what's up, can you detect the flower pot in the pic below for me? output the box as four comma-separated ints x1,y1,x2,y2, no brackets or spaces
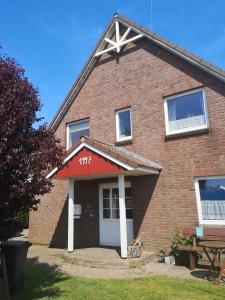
175,252,189,266
1,240,31,294
164,255,175,265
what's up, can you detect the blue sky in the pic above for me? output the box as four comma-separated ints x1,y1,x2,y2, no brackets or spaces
1,0,225,124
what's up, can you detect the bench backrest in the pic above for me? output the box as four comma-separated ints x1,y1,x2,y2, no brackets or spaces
182,227,225,241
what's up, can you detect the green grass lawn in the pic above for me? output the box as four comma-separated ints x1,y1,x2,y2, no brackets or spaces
12,264,225,300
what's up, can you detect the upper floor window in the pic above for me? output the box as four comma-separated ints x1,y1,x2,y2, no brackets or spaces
195,176,225,225
67,119,89,149
164,88,209,135
116,108,132,142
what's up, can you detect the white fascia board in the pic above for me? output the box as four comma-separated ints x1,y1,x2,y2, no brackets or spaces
135,167,159,174
46,167,59,179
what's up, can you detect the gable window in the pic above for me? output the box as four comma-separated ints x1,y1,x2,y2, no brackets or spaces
116,108,132,142
67,119,89,149
164,88,208,135
195,176,225,225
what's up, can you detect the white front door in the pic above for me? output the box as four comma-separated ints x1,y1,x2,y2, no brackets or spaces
99,182,134,246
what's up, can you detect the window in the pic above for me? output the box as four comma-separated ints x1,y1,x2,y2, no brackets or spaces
101,184,133,220
195,176,225,225
164,89,208,135
116,108,132,141
67,119,89,149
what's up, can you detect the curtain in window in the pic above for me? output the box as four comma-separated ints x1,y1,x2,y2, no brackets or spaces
201,201,225,220
168,93,206,132
168,100,177,131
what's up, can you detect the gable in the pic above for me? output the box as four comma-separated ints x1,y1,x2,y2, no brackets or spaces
52,146,125,179
49,13,225,132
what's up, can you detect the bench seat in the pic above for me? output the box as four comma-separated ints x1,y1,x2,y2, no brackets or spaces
178,245,202,252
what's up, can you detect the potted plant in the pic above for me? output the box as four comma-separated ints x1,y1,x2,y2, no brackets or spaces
0,54,64,294
170,229,195,266
159,248,175,265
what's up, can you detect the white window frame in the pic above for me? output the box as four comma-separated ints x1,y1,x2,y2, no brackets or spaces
164,88,209,136
194,175,225,225
66,118,89,150
115,107,132,142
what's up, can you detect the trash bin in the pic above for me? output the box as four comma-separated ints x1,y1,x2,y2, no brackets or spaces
1,240,31,294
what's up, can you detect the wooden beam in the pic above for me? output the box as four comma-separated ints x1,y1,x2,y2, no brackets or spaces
95,44,117,57
119,34,143,48
120,27,131,43
95,20,143,58
104,38,116,46
115,21,120,53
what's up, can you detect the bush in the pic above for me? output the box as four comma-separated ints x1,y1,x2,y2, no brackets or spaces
171,229,193,266
15,209,29,229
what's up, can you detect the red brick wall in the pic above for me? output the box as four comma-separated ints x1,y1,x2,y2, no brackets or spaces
29,36,225,251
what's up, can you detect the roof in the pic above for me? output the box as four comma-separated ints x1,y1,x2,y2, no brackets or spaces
79,136,162,171
46,136,162,179
49,13,225,131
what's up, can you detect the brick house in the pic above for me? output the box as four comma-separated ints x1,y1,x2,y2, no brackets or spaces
29,14,225,257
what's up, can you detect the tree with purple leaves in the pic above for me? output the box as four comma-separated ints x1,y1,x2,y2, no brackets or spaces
0,55,64,241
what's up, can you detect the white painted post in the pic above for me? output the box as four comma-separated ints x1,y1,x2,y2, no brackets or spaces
68,179,74,252
118,174,127,258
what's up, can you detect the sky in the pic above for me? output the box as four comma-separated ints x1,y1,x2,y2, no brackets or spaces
1,0,225,124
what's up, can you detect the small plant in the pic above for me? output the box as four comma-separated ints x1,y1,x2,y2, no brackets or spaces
159,248,175,264
171,229,192,255
170,229,193,266
159,248,171,258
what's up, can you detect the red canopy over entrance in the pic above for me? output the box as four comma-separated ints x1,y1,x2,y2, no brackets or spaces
53,146,124,179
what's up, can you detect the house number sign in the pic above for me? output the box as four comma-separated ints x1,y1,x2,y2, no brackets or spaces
79,156,92,165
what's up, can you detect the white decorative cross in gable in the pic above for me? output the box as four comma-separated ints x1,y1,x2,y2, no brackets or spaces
95,20,143,57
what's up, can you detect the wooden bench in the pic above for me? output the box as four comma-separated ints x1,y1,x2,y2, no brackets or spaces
178,227,225,271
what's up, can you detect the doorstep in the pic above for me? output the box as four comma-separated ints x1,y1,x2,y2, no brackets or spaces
59,247,154,269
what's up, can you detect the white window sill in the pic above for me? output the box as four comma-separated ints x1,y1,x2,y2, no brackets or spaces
200,220,225,226
115,138,132,146
165,126,209,139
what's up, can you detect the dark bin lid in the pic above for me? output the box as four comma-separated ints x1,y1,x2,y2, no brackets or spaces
1,241,32,248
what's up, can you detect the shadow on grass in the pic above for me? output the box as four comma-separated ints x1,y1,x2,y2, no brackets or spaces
12,256,70,300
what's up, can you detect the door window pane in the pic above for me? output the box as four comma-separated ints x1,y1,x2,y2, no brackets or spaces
112,209,119,219
198,178,225,220
103,198,110,209
112,188,119,209
103,189,110,199
103,209,110,219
